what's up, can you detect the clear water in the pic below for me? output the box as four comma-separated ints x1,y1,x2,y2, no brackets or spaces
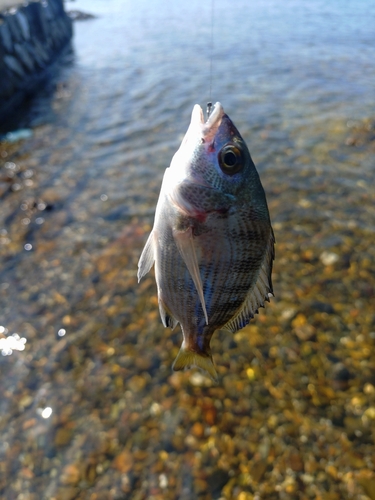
0,0,374,497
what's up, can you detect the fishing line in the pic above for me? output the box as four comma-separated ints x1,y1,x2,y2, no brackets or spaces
206,0,215,118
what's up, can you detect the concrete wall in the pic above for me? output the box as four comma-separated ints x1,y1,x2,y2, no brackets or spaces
0,0,73,124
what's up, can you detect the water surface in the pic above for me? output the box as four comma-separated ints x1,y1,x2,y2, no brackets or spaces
0,0,375,498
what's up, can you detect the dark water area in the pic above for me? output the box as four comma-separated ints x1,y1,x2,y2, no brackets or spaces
1,0,375,498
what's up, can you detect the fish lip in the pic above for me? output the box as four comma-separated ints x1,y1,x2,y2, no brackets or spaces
204,102,225,141
191,102,225,141
204,101,224,128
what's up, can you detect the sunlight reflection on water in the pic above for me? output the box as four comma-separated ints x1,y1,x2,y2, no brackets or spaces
0,329,27,356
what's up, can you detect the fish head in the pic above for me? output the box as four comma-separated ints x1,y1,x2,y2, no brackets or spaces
165,102,265,214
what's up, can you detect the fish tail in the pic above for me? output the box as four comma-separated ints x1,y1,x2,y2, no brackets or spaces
172,344,218,381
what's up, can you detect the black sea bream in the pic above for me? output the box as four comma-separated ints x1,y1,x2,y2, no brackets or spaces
138,102,274,380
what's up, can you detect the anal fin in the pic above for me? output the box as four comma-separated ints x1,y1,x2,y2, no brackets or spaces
223,230,275,333
159,297,178,330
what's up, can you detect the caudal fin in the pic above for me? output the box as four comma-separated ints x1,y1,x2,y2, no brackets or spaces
172,345,218,381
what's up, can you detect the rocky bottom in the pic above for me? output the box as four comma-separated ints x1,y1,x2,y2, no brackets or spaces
0,116,374,499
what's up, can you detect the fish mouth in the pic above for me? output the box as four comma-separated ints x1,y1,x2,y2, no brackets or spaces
205,102,224,126
190,102,225,142
174,102,227,172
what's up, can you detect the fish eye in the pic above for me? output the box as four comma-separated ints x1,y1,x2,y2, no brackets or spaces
218,144,244,175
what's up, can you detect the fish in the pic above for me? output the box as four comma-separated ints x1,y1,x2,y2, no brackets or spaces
138,102,274,381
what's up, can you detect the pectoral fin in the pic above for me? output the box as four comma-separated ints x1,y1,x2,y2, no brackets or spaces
137,231,155,282
172,227,208,325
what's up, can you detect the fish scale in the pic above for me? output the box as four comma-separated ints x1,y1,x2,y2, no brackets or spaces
138,102,274,380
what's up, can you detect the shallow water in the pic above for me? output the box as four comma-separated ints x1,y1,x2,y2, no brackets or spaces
1,0,375,498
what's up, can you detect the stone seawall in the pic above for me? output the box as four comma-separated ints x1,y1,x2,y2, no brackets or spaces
0,0,73,125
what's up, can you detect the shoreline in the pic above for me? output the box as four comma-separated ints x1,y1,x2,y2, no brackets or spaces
0,0,73,128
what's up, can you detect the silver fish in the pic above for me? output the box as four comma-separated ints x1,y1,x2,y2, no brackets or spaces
138,102,274,380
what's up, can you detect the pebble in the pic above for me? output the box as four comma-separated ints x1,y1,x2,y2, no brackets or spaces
0,94,374,500
60,465,80,486
54,427,73,447
320,251,339,266
113,451,133,473
191,422,204,439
